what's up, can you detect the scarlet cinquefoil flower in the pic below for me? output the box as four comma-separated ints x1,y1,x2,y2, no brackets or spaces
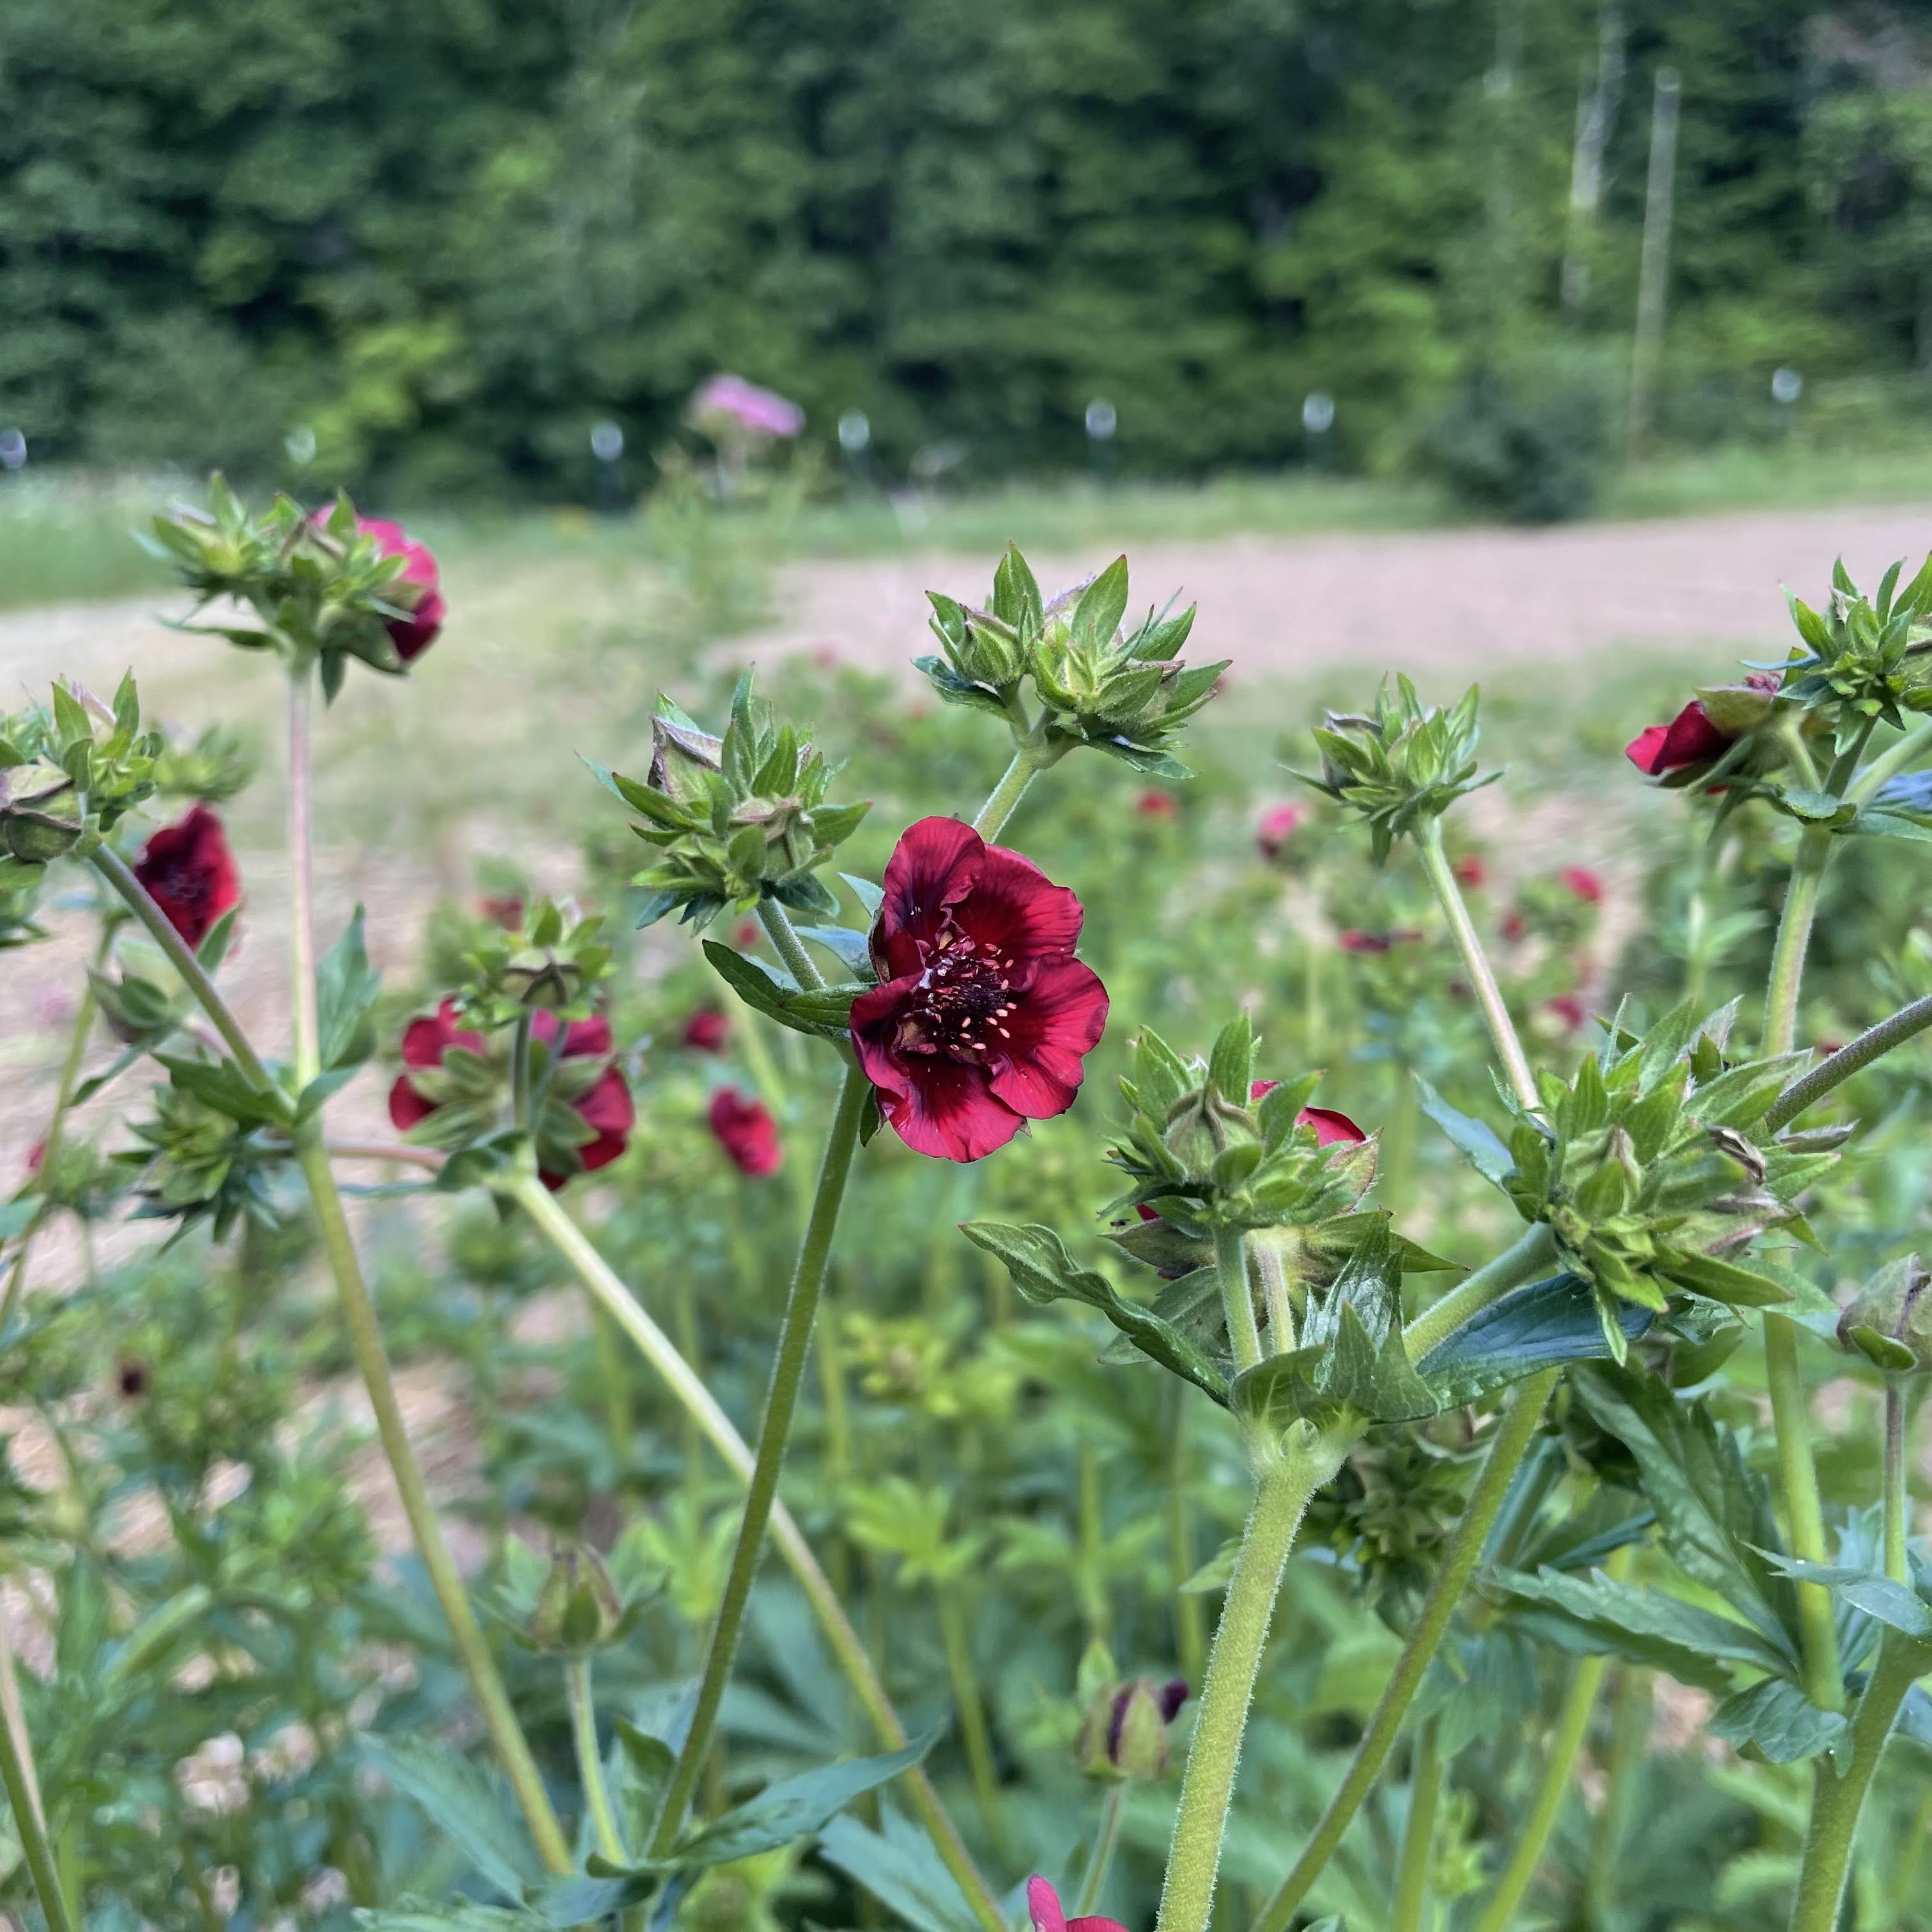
1135,789,1177,819
356,516,445,661
1256,801,1305,859
1027,1876,1130,1932
388,1003,633,1189
1561,866,1602,904
1625,675,1778,776
682,1008,730,1053
709,1087,781,1176
849,817,1108,1162
133,804,240,947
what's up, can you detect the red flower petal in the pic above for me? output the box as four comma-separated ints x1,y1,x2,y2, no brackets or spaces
574,1064,635,1138
986,956,1109,1121
709,1087,783,1176
873,816,983,969
872,816,1083,976
849,986,1025,1162
1256,802,1305,859
682,1009,730,1052
1561,866,1603,905
388,1076,437,1131
1298,1105,1366,1146
401,1001,482,1070
948,838,1085,963
1026,1876,1130,1932
132,804,241,948
1627,699,1731,774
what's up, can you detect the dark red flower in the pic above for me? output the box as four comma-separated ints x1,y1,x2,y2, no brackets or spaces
849,817,1108,1162
1257,802,1305,860
1545,993,1588,1032
1561,866,1603,905
1338,928,1422,955
1453,854,1487,888
1500,909,1526,942
317,510,445,661
1027,1876,1129,1932
388,1002,633,1190
133,804,241,947
709,1087,781,1176
682,1008,730,1054
732,919,763,949
1135,790,1178,819
480,894,525,929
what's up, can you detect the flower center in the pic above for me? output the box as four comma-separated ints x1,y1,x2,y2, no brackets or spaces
896,923,1017,1059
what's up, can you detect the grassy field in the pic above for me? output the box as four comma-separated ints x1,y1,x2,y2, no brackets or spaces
8,441,1932,615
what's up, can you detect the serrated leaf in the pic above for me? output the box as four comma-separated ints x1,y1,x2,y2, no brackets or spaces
818,1807,983,1932
1417,1273,1653,1407
362,1737,543,1903
1707,1678,1849,1764
316,906,381,1073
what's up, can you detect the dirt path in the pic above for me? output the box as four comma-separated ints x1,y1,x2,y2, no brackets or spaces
739,502,1932,680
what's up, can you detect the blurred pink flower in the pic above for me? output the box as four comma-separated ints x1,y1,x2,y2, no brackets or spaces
691,374,805,440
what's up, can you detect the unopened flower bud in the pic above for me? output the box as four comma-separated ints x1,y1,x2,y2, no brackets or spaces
1077,1675,1188,1781
646,698,723,804
529,1545,626,1655
1837,1256,1932,1375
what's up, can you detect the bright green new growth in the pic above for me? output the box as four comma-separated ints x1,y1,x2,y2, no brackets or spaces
591,673,870,931
1303,675,1496,861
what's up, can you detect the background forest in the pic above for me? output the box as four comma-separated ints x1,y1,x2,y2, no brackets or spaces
6,0,1932,502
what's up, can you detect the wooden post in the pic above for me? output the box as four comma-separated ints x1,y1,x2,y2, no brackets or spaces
1627,66,1682,457
1561,2,1626,311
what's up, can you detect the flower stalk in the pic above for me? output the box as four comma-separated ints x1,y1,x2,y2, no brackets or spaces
505,1173,1005,1932
1252,1369,1559,1932
567,1654,628,1864
0,1688,75,1932
647,1060,871,1855
1155,1429,1331,1932
1390,1717,1443,1932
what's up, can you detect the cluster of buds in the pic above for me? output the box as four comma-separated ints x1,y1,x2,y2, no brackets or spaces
118,1080,286,1242
152,724,255,806
1839,1255,1932,1376
1496,1009,1840,1356
1302,678,1494,861
920,547,1225,777
1073,1643,1189,1782
595,678,868,930
1107,1017,1375,1240
454,896,613,1029
1,678,160,890
1782,553,1932,739
146,480,445,699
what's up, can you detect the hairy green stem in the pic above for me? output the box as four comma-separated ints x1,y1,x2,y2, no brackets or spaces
1763,827,1832,1061
1,932,106,1332
1419,820,1539,1111
510,1009,535,1131
1788,1636,1932,1932
1075,1785,1127,1919
1254,1230,1297,1356
1156,1439,1331,1932
507,1176,1004,1932
0,1660,71,1932
936,1588,1008,1860
1585,1666,1649,1924
567,1654,628,1864
972,742,1052,840
1218,1226,1264,1374
1764,993,1932,1134
297,1134,570,1868
1403,1223,1559,1361
1251,1369,1558,1932
648,1063,871,1855
758,900,826,992
1166,1383,1208,1683
288,671,321,1080
1884,1384,1908,1585
1469,1544,1633,1932
88,848,271,1084
1390,1718,1443,1932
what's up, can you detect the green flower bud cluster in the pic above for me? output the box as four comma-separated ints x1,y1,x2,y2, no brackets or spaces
594,675,870,930
1301,677,1496,862
921,547,1226,778
456,898,613,1028
1072,1643,1188,1782
145,480,425,698
119,1082,286,1243
0,677,161,897
493,1537,655,1656
1838,1255,1932,1376
1496,1006,1838,1357
1782,552,1932,738
153,723,255,805
1107,1016,1374,1238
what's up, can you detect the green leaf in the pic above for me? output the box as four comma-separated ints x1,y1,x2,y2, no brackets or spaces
156,1054,292,1128
1653,1249,1793,1309
1414,1074,1515,1184
1071,555,1130,646
818,1807,984,1932
362,1737,543,1903
1417,1273,1652,1407
1573,1366,1801,1668
1488,1565,1787,1688
674,1731,938,1867
1707,1678,1849,1764
316,906,381,1072
840,873,885,919
960,1222,1230,1404
1754,1554,1932,1641
195,905,240,974
792,924,875,979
